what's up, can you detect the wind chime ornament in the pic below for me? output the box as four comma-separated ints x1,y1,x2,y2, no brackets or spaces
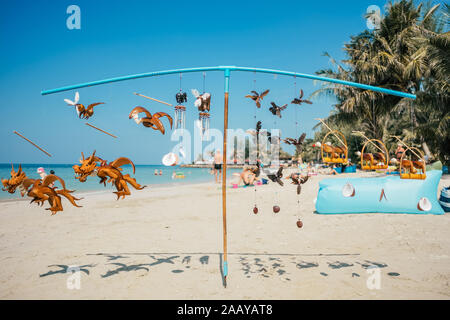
191,89,211,139
174,91,187,130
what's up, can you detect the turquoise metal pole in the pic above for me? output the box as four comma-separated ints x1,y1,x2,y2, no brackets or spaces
222,68,230,283
41,65,416,99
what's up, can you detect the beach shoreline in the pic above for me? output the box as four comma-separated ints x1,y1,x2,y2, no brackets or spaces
0,171,449,299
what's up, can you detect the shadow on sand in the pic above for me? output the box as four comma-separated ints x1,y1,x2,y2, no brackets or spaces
39,252,399,284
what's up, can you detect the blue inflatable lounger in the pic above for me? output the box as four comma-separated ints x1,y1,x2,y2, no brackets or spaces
315,170,444,215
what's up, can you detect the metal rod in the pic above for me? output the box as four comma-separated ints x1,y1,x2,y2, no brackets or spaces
85,123,118,138
134,92,172,106
222,68,230,286
41,66,416,99
13,131,52,157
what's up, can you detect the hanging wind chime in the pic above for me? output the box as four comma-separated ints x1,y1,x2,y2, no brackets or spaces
191,73,211,139
290,76,307,228
174,74,187,130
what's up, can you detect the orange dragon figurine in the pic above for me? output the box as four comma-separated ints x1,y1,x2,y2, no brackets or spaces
73,151,146,199
1,164,28,195
21,174,82,215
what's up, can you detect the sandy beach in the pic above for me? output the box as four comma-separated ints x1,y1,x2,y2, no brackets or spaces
0,171,449,300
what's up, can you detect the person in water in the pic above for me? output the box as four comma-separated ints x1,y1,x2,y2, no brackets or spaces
159,170,163,175
213,149,223,183
154,169,158,176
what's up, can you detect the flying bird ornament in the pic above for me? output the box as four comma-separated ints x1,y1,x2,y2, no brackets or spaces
191,89,211,113
64,92,105,120
291,89,313,105
245,89,270,108
263,166,284,186
283,133,307,154
129,106,173,135
288,173,309,195
269,102,288,118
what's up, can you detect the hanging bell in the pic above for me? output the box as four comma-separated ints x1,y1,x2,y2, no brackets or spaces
174,92,187,130
199,112,210,140
174,105,186,129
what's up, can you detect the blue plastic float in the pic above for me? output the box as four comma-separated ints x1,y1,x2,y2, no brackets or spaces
315,170,444,215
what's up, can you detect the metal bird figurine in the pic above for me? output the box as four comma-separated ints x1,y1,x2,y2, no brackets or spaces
291,89,313,105
288,173,309,195
264,167,284,186
269,102,288,118
64,92,105,120
283,133,307,154
245,90,270,108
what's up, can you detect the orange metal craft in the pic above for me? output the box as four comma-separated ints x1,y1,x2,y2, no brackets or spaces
21,175,82,215
1,164,28,195
129,106,173,135
76,103,104,120
73,151,146,199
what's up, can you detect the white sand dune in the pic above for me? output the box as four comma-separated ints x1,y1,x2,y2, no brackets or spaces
0,172,449,299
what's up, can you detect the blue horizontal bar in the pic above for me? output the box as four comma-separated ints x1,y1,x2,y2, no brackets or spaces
41,65,416,99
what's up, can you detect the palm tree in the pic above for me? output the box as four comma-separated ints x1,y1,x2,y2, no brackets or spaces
311,0,449,164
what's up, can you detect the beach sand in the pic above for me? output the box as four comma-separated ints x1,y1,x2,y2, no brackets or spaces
0,171,449,299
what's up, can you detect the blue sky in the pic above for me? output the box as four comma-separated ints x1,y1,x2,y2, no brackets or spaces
0,0,431,164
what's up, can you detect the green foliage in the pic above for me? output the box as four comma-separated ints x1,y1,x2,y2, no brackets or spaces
312,0,450,165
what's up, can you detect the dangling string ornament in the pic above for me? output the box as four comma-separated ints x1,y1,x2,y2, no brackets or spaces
175,74,187,130
252,73,259,214
191,72,211,140
199,112,210,138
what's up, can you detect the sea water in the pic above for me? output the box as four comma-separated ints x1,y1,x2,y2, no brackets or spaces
0,163,241,200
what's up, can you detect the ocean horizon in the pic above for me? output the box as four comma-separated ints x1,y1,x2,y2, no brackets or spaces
0,163,241,200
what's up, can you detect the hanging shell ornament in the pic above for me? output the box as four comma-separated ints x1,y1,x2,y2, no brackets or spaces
342,182,355,197
417,197,432,211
